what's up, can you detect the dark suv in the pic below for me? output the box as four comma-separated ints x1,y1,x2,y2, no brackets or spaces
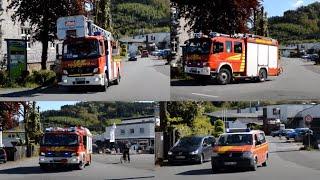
168,136,215,164
0,148,7,163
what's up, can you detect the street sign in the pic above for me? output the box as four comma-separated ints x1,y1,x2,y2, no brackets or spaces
5,39,27,81
305,115,313,123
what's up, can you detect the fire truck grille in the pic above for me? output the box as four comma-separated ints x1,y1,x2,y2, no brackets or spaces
67,67,96,75
45,151,73,157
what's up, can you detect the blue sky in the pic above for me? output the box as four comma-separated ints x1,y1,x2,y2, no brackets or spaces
37,101,78,112
263,0,319,17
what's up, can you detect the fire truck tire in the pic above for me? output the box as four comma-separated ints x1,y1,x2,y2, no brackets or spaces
217,68,231,85
86,155,92,166
258,69,267,82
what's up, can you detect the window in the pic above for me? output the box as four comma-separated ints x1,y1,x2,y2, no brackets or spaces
213,42,224,53
130,129,134,134
140,128,144,134
120,129,125,135
21,27,32,50
259,133,266,143
50,42,55,49
234,42,242,53
226,41,232,53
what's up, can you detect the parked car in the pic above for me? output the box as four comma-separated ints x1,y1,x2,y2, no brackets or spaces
141,50,149,58
0,148,7,163
151,50,161,56
168,136,215,164
294,129,313,142
271,129,294,137
212,129,269,172
286,128,312,140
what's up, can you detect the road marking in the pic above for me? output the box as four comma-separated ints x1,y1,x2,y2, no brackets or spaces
191,93,219,98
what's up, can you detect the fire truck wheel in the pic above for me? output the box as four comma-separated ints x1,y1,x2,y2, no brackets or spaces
258,69,267,82
217,68,231,85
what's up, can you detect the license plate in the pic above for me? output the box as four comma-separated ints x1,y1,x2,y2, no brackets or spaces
190,68,197,72
75,78,85,82
175,156,185,159
224,162,237,165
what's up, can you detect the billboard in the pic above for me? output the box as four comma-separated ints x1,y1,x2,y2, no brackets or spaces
5,39,27,80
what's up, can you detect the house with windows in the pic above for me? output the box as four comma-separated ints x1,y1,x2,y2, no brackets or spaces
0,0,56,71
101,116,155,150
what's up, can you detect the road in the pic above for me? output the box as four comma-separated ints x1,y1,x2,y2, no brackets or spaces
0,154,155,180
0,57,170,101
155,137,320,180
171,58,320,101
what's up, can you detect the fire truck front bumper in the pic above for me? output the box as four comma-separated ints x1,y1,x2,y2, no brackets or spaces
60,74,105,86
39,156,81,165
185,66,212,76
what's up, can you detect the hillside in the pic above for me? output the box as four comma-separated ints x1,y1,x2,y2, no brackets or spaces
268,2,320,44
41,102,155,131
111,0,170,36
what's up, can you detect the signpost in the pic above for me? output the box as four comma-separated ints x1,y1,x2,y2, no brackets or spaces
5,39,27,81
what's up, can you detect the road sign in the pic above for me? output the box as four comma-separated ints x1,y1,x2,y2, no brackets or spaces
305,115,313,123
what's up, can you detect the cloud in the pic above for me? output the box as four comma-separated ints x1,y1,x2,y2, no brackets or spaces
293,0,304,8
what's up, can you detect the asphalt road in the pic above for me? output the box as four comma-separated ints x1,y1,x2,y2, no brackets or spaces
0,57,170,101
171,58,320,101
0,154,155,180
155,137,320,180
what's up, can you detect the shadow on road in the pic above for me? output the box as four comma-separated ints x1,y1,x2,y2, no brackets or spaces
176,168,249,176
0,166,75,174
171,79,272,87
0,87,45,98
105,176,155,180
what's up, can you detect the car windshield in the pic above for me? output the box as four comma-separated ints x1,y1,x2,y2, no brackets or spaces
63,39,100,60
186,39,211,54
218,134,253,146
175,137,203,147
41,134,78,146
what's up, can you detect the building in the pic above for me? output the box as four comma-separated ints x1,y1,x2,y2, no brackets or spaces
119,32,170,54
100,116,155,150
0,0,56,71
280,43,320,57
288,105,320,134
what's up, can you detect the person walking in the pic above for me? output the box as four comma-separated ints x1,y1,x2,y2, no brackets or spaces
122,141,131,163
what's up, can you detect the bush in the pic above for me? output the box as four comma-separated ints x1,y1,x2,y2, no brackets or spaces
26,70,56,86
0,70,9,86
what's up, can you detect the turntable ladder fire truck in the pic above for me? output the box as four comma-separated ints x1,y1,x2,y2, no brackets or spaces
57,15,121,91
184,32,282,85
39,126,93,170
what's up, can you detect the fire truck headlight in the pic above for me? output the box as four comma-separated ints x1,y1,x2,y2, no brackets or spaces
39,158,45,162
40,152,45,156
63,70,68,75
203,62,208,66
71,158,78,162
93,68,99,73
71,153,77,156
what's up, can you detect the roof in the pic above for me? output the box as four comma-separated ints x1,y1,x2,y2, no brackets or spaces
119,37,145,43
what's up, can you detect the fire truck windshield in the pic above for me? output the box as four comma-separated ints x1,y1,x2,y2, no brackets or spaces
63,39,100,60
41,134,79,146
186,39,212,55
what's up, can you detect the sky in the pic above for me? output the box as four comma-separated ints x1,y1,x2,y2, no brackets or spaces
37,101,78,112
263,0,320,17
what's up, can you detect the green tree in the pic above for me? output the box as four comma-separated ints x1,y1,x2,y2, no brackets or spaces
192,114,213,135
172,0,261,34
7,0,86,70
213,119,225,137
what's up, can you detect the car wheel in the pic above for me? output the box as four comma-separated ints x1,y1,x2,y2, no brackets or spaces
258,68,267,82
250,157,258,171
217,68,231,85
262,154,268,167
78,161,85,170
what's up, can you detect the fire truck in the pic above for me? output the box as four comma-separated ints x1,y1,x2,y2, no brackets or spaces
57,15,121,91
184,32,282,85
39,126,92,170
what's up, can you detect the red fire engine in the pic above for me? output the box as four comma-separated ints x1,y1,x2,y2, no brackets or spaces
57,15,121,91
184,32,282,85
39,126,92,170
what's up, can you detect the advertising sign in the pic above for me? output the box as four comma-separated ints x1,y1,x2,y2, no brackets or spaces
5,39,27,80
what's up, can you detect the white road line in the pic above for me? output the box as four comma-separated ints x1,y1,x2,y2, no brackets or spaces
191,93,219,98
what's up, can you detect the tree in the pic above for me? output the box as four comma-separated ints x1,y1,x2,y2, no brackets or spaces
213,119,225,137
7,0,86,70
172,0,261,34
0,102,21,130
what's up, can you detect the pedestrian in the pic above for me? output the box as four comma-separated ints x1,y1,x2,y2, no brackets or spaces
122,141,131,163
